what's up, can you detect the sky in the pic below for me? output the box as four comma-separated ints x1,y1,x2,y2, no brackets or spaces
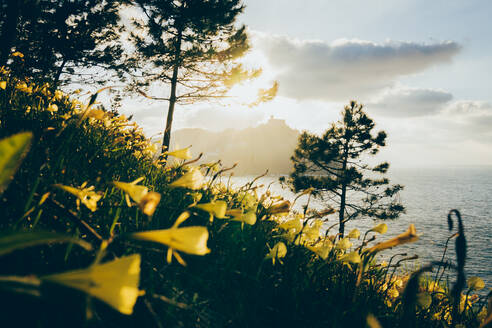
119,0,492,168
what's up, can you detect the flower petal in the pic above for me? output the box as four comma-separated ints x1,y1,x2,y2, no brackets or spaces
42,254,141,315
132,227,210,256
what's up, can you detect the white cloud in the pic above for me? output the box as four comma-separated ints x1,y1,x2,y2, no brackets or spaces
442,100,492,116
441,101,492,142
367,86,453,117
349,99,492,167
256,34,461,102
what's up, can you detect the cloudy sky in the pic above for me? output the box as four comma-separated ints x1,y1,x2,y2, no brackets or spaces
120,0,492,168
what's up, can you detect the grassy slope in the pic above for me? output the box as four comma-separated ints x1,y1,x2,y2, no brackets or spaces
0,76,486,328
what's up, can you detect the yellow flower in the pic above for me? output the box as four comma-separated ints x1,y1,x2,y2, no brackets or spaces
267,200,291,216
60,113,72,120
477,306,489,326
278,217,302,231
190,192,203,204
265,242,287,265
131,212,210,265
338,251,361,264
42,254,141,315
113,178,161,216
12,51,24,58
113,180,147,203
335,237,353,251
143,142,158,157
239,191,257,209
54,183,102,212
306,239,333,260
366,314,382,328
132,227,210,256
368,224,419,253
428,281,445,297
39,192,50,205
86,108,107,121
226,209,257,225
38,84,50,96
139,192,161,216
195,200,228,219
170,168,204,190
467,276,485,291
0,81,6,90
388,288,400,298
47,103,58,113
279,229,298,243
297,187,315,197
303,220,323,242
54,90,64,101
347,228,360,239
369,223,388,234
164,147,192,160
16,82,32,94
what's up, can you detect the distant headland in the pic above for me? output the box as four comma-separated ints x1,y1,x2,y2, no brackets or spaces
172,116,300,175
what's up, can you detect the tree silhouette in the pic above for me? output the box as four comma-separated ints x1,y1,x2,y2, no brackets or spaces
287,101,405,236
1,0,126,87
130,0,264,151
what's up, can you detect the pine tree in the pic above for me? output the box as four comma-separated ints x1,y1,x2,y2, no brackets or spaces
287,101,405,236
1,0,126,87
130,0,264,151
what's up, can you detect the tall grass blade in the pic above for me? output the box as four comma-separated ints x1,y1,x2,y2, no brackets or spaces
0,231,92,256
0,132,32,194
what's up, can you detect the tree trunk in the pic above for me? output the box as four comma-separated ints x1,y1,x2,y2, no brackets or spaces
162,64,179,151
161,40,182,151
339,183,347,236
338,143,349,237
0,0,20,66
161,6,184,152
53,58,67,88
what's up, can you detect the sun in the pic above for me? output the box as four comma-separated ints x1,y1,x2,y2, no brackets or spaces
225,50,277,106
227,78,267,105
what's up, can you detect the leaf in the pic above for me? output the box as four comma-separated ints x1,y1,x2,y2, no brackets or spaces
0,132,33,194
448,209,467,325
468,276,485,291
0,232,92,257
0,275,42,298
401,265,434,328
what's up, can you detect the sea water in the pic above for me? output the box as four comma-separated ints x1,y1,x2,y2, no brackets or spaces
228,167,492,293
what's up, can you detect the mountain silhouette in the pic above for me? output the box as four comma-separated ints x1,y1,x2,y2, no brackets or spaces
172,117,300,175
